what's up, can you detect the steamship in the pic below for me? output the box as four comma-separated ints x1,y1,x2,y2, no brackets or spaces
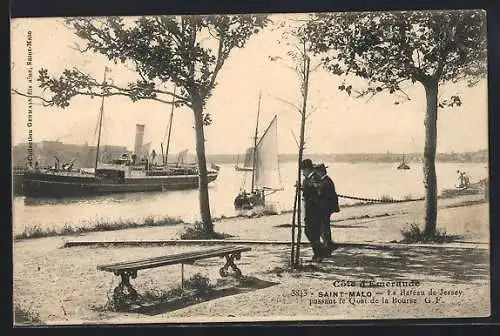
22,125,219,197
22,160,219,197
22,87,219,197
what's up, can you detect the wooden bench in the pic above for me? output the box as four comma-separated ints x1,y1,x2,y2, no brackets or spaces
97,245,251,303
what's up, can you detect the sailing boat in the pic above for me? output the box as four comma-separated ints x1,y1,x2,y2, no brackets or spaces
397,154,410,170
234,148,254,171
234,94,283,210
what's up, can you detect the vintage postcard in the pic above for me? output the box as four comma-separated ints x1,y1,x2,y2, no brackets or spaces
11,11,489,325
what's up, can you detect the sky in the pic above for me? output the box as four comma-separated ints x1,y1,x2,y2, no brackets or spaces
10,14,489,156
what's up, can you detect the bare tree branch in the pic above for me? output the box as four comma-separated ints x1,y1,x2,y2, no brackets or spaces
397,88,412,101
290,130,299,148
61,66,189,103
205,29,226,98
273,95,301,115
363,92,377,103
67,42,92,53
268,57,297,72
310,61,322,73
11,89,54,107
206,25,220,41
12,87,188,107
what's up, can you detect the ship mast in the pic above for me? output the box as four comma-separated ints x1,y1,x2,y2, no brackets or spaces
94,67,109,172
164,87,177,166
251,91,261,192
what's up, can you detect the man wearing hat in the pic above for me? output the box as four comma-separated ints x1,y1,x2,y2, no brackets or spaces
314,163,340,255
300,159,324,262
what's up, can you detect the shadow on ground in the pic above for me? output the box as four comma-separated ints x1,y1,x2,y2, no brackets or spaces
270,245,489,284
130,277,279,316
275,223,369,229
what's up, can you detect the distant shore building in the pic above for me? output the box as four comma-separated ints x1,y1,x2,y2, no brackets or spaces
12,141,129,168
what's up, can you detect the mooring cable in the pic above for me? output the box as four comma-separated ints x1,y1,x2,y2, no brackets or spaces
337,194,425,204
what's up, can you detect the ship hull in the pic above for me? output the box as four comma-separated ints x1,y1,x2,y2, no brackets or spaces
13,167,27,194
22,171,218,197
13,173,25,194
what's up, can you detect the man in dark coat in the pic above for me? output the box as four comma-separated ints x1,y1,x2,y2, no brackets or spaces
300,159,323,262
314,163,340,256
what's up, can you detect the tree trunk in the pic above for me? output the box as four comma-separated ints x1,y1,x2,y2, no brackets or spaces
293,56,310,268
423,80,439,236
192,100,214,234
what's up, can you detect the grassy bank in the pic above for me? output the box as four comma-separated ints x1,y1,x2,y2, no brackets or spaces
14,212,255,241
14,208,283,242
14,194,467,242
14,216,184,241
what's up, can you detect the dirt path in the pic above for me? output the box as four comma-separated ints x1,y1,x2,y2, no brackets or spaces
13,194,490,324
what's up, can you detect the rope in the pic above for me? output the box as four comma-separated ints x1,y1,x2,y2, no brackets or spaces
337,194,425,204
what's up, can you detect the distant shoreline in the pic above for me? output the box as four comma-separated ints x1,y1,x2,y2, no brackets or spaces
11,143,488,168
227,150,489,164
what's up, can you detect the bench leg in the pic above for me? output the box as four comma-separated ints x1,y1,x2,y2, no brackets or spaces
219,253,243,278
113,271,138,304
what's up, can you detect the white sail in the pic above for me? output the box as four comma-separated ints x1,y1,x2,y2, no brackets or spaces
254,115,281,190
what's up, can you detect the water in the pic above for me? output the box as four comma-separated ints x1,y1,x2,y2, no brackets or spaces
12,162,488,235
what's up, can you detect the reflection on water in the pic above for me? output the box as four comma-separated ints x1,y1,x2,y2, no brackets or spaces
22,186,216,206
12,162,488,235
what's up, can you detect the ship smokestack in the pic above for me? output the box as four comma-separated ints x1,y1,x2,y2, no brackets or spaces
134,124,145,158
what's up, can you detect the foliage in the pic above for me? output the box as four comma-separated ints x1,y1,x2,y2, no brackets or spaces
305,10,487,235
183,273,214,294
16,225,45,240
141,273,214,300
24,15,269,233
403,194,414,201
14,216,183,240
306,10,487,102
180,221,233,240
380,194,394,202
36,15,269,111
400,223,460,243
14,304,43,325
96,273,214,312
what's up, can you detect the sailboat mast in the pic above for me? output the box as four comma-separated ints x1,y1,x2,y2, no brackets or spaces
251,91,261,191
94,68,108,172
161,143,165,165
164,87,177,166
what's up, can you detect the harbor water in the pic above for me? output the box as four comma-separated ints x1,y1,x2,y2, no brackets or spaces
12,162,488,235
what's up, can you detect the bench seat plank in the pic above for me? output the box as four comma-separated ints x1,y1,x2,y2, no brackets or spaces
98,245,251,273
